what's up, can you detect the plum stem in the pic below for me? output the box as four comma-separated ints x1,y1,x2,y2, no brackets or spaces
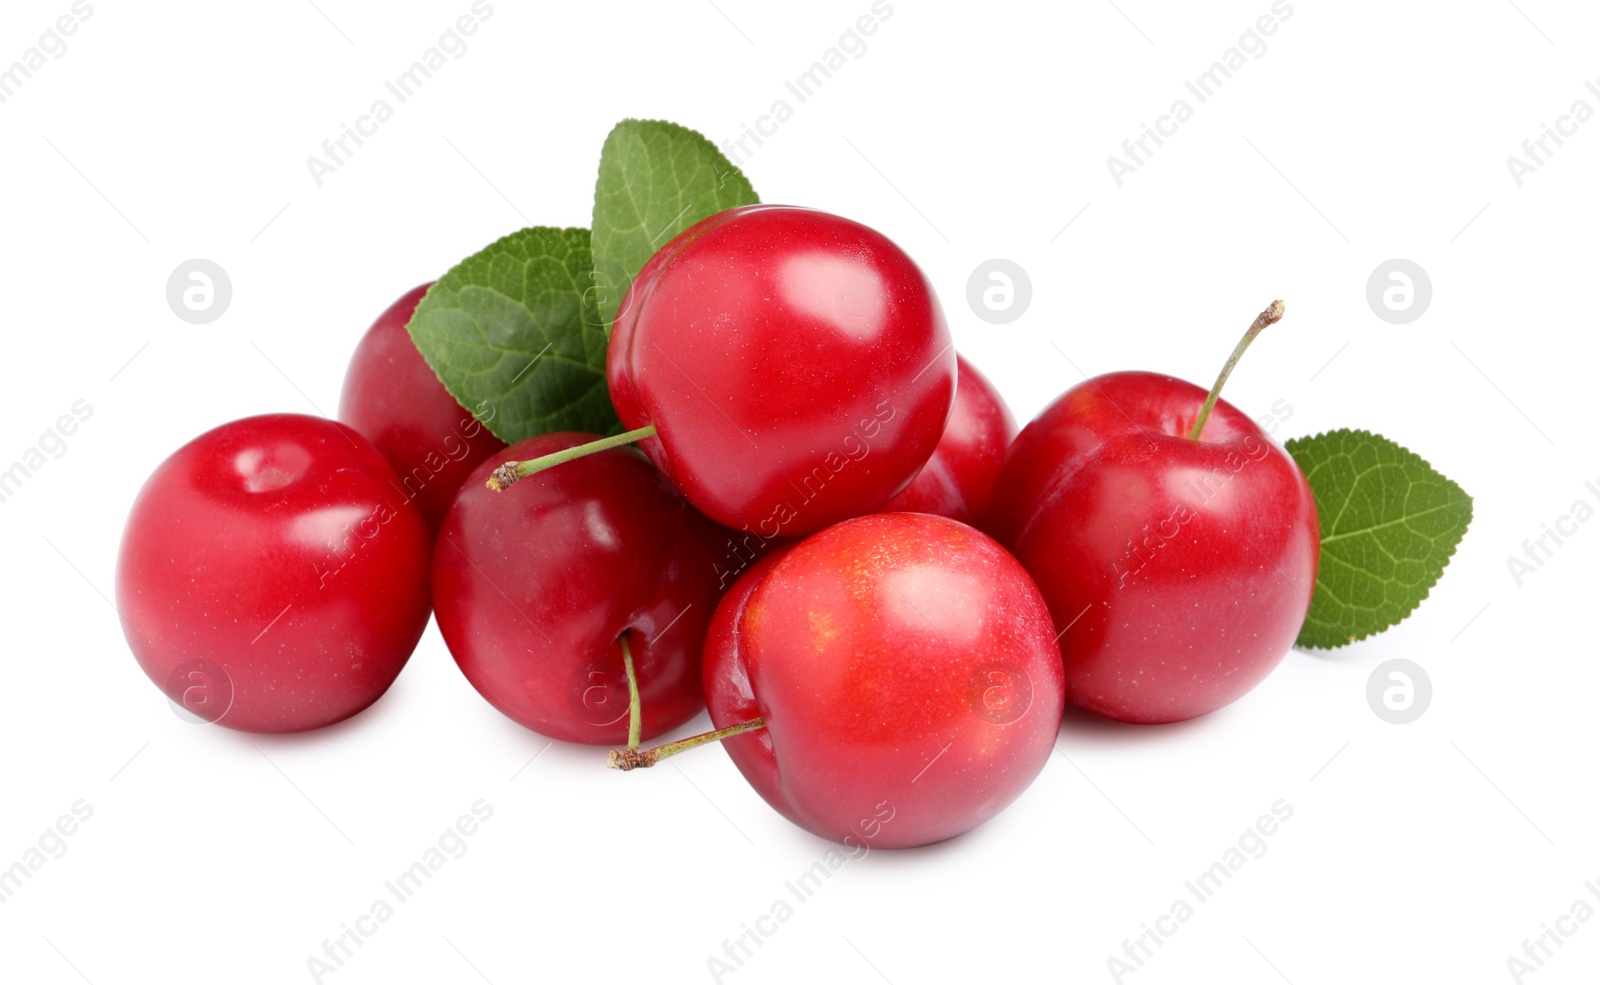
620,633,641,753
1187,300,1285,442
486,425,658,491
607,717,767,771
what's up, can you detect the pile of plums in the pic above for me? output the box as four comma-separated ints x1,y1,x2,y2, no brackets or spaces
116,205,1317,849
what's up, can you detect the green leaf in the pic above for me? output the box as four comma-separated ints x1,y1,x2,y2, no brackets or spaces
1287,429,1473,649
407,226,620,444
591,119,759,330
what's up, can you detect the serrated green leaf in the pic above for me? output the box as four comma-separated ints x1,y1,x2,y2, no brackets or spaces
407,226,620,444
1287,429,1472,649
591,119,759,330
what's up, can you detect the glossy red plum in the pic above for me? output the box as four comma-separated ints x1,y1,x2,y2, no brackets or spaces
704,512,1064,848
988,371,1319,724
607,205,956,538
434,433,730,744
116,414,432,733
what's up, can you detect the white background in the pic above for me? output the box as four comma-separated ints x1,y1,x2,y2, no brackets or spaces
1,1,1596,982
